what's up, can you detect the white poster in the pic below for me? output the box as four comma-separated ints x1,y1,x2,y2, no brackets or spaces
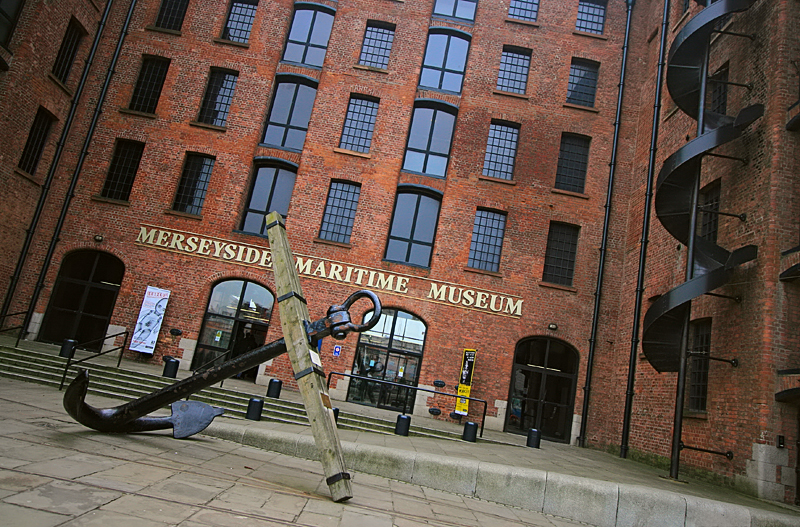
130,286,171,354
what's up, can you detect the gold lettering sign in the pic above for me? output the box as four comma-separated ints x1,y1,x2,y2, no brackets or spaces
136,225,523,318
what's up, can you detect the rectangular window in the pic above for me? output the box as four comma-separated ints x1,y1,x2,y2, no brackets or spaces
283,6,334,68
129,56,170,114
262,78,318,151
403,103,456,178
468,210,506,273
319,181,361,244
196,69,238,127
385,190,441,268
359,21,395,70
0,0,25,47
709,65,728,115
221,0,258,43
101,140,145,201
240,165,297,234
419,30,471,94
576,0,607,34
683,0,690,13
52,18,85,85
172,154,215,215
433,0,477,22
688,319,712,412
555,134,591,193
18,107,56,176
566,59,599,107
155,0,190,31
339,96,379,153
497,46,531,94
542,223,580,286
482,122,519,181
508,0,539,22
698,180,720,243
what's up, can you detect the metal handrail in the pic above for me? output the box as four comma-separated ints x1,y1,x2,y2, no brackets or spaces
192,350,233,388
0,311,26,345
326,371,487,437
59,331,130,390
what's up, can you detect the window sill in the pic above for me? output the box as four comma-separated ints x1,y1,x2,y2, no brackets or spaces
563,103,599,114
48,73,73,97
212,37,250,49
91,194,131,206
539,282,577,293
145,25,181,36
478,175,516,186
493,89,529,100
232,229,269,240
463,266,502,278
551,188,589,200
164,209,202,220
313,237,352,249
572,30,607,41
189,121,227,132
353,64,389,74
334,147,371,159
683,410,708,420
505,18,539,28
14,168,41,186
119,108,157,119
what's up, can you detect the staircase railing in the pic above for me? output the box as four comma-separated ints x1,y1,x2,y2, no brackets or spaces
59,331,129,390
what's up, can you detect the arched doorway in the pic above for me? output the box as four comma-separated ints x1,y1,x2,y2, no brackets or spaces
39,250,125,351
346,308,426,413
191,279,274,379
505,337,579,442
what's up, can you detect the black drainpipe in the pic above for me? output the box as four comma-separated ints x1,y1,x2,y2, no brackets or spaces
0,0,115,321
19,0,139,340
579,0,636,448
620,0,672,459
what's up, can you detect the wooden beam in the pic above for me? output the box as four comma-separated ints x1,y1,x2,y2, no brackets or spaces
265,212,353,502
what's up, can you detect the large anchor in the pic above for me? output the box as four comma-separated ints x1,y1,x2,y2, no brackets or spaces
63,289,381,437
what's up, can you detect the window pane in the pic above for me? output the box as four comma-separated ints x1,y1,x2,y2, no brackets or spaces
509,0,539,21
419,32,469,94
222,0,258,43
240,165,297,234
319,181,361,243
554,134,590,193
359,22,395,69
339,97,379,153
262,80,317,150
197,69,238,127
155,0,190,31
173,154,214,215
403,105,456,178
18,107,55,176
129,56,170,114
51,18,84,84
283,7,334,67
566,59,599,107
389,193,417,238
385,191,440,268
101,140,145,201
407,107,434,150
430,110,455,154
497,48,530,94
576,0,606,34
542,223,579,286
468,210,506,272
483,122,519,180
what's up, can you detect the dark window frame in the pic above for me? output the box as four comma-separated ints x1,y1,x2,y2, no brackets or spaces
432,0,478,22
221,0,259,44
18,107,56,177
468,209,507,273
402,101,458,178
542,222,580,286
497,46,531,94
358,20,395,70
384,187,442,268
155,0,190,31
129,55,171,114
172,153,216,216
100,139,146,202
318,180,362,244
51,17,86,85
0,0,26,48
576,0,607,35
240,163,298,235
261,75,318,151
482,121,519,181
698,179,721,243
554,134,591,194
709,64,729,115
508,0,539,22
566,58,599,107
339,95,379,154
282,5,335,68
688,318,712,412
418,28,471,94
196,68,239,127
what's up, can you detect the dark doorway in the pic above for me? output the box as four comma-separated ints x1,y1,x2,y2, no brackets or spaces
505,337,578,443
346,309,425,413
191,279,273,380
39,250,125,351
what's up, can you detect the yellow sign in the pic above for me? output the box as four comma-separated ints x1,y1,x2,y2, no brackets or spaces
455,384,472,415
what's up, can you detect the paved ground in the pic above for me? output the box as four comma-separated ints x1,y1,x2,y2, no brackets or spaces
0,377,592,527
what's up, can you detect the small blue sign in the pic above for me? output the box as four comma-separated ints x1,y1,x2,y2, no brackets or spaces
333,345,342,357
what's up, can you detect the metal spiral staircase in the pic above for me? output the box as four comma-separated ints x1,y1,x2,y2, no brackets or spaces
642,0,763,374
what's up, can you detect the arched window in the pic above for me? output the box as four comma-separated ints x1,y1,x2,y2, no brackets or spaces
282,4,335,68
385,187,442,268
346,309,426,413
192,279,274,380
262,76,318,151
403,101,457,178
419,29,471,93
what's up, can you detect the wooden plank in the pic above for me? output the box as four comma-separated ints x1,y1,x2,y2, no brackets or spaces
265,212,353,502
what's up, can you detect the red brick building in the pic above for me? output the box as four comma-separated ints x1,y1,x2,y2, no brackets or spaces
1,0,798,504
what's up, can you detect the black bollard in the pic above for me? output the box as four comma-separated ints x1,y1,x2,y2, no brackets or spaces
59,339,77,359
332,407,340,423
527,428,541,448
462,421,478,442
266,378,282,398
246,398,264,421
395,414,411,436
162,356,179,378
